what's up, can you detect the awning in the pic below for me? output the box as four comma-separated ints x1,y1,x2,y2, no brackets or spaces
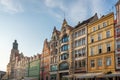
104,72,120,78
24,77,38,80
2,74,8,79
75,73,103,79
63,75,73,78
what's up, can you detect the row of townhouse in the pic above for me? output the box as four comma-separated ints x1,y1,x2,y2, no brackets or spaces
3,40,41,80
42,0,120,80
4,0,120,80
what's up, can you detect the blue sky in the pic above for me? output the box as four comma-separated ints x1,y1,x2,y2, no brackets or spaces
0,0,117,71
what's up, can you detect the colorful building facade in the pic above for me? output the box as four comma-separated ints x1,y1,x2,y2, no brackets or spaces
71,13,98,79
88,12,115,76
28,54,41,80
115,0,120,70
58,19,73,80
49,27,60,80
40,39,50,80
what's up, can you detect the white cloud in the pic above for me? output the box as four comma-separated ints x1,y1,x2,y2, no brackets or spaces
90,0,105,17
0,0,23,13
43,0,105,24
44,0,66,11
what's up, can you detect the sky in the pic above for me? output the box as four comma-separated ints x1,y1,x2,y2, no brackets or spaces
0,0,118,71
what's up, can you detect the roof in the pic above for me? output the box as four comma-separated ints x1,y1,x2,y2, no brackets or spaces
75,13,98,28
115,0,120,6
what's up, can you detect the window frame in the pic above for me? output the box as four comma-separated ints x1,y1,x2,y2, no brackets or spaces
106,57,111,66
106,30,110,38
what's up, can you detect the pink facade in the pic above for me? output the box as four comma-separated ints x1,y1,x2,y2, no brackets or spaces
115,0,120,70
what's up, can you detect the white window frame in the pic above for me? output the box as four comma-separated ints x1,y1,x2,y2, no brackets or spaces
98,25,101,30
103,22,107,27
106,57,111,66
98,45,102,54
91,60,95,67
98,58,102,67
91,47,94,56
91,36,94,43
98,33,102,40
106,30,110,38
117,41,120,49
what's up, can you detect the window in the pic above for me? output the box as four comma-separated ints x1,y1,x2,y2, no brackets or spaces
55,49,58,54
117,41,120,49
51,65,57,71
91,47,94,56
106,57,111,66
82,38,85,45
91,60,95,67
106,43,111,52
61,44,68,51
78,61,81,68
98,33,102,40
91,36,94,43
82,28,85,35
61,35,68,43
82,60,86,67
75,61,77,68
78,39,82,46
75,40,78,47
106,31,110,38
78,49,82,57
98,25,100,30
59,62,69,70
82,48,86,56
116,28,120,33
98,59,102,67
61,53,68,60
98,45,102,54
93,27,96,31
75,50,78,58
103,22,107,27
75,32,78,38
117,57,120,65
78,30,82,36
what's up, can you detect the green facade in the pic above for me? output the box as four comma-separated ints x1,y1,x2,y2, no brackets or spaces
28,59,40,80
25,63,29,77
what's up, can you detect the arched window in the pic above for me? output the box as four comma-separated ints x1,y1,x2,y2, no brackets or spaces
61,34,69,43
59,62,69,70
51,65,57,71
61,44,68,51
61,53,69,60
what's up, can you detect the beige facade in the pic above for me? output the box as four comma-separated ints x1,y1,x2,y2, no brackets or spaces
87,13,115,73
49,27,60,80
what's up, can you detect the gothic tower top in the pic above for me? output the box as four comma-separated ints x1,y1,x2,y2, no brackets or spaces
62,18,68,27
13,40,18,50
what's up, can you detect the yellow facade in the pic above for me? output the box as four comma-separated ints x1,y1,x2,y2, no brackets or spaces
87,13,115,73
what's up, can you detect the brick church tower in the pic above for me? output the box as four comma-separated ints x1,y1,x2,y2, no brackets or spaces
7,40,19,79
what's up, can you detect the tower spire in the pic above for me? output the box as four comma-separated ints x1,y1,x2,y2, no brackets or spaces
62,18,68,27
13,40,18,50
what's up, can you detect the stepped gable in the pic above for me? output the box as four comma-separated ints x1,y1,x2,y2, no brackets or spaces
53,26,60,35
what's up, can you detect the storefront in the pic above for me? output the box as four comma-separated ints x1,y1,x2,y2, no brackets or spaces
50,74,57,80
